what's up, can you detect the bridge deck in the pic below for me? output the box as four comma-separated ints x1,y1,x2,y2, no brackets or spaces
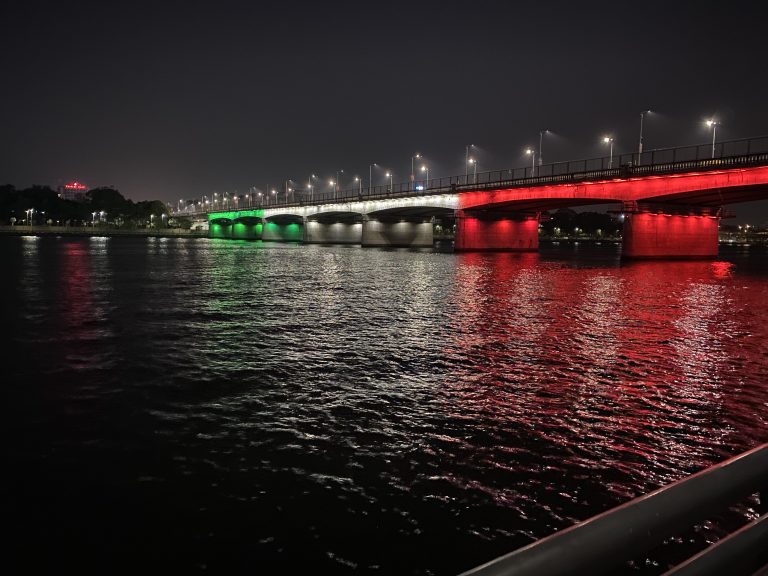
174,136,768,217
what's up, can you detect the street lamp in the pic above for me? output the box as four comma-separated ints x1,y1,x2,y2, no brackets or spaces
335,169,344,199
308,174,318,202
369,163,378,195
411,153,421,190
706,119,721,159
420,164,429,190
638,110,651,163
468,158,477,184
603,136,614,168
385,171,393,193
271,189,277,205
538,129,549,168
92,211,97,226
354,176,362,196
525,148,536,176
465,144,474,181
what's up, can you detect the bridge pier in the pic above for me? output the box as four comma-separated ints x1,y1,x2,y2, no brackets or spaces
622,207,720,259
361,216,434,247
454,210,539,251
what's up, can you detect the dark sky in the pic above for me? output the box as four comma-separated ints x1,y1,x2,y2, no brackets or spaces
2,0,768,222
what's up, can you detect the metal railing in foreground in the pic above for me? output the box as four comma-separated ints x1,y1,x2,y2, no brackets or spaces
460,443,768,576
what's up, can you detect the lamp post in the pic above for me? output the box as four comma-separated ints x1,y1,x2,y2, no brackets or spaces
420,165,429,190
538,129,549,169
354,176,362,196
307,175,314,202
468,158,477,183
638,110,651,163
465,144,474,181
385,171,393,193
706,119,720,159
271,189,277,205
525,148,536,176
335,169,343,199
369,163,378,195
411,153,421,190
603,136,614,168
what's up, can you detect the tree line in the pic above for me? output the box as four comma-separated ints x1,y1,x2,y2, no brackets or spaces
0,185,170,227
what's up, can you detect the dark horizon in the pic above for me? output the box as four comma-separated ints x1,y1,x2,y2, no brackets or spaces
2,0,767,222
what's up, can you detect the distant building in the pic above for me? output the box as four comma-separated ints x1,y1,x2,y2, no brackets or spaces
58,181,88,201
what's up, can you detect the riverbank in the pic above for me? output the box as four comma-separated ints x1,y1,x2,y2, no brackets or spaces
0,225,207,238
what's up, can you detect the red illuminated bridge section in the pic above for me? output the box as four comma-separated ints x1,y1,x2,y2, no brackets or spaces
455,166,768,257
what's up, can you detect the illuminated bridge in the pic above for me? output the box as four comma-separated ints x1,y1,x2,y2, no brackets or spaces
174,136,768,258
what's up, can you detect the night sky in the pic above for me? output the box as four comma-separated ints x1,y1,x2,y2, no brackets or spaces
3,0,768,222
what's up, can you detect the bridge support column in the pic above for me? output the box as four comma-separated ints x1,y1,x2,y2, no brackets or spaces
454,210,539,251
622,210,720,259
304,219,363,244
361,216,434,247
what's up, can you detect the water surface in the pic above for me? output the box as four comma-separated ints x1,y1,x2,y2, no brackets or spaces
4,237,768,574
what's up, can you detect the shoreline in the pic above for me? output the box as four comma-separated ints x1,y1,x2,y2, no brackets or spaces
0,225,207,238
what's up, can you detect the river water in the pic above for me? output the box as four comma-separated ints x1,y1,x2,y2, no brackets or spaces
4,236,768,574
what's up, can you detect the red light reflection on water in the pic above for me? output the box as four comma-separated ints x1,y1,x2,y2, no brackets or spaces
445,253,768,497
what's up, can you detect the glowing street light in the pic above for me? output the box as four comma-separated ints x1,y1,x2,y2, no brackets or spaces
468,158,477,184
308,174,318,202
706,119,721,159
603,136,614,168
271,189,277,205
525,148,536,176
354,176,362,196
411,153,421,189
369,163,378,195
335,169,344,199
538,129,550,168
638,110,651,162
465,144,474,181
420,164,429,190
385,171,393,193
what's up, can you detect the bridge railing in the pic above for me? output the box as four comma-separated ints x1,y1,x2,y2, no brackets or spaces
460,443,768,576
172,135,768,216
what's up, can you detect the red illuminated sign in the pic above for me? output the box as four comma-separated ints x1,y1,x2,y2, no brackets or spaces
64,181,87,190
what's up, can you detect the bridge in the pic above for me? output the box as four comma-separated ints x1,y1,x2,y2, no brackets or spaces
174,136,768,258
